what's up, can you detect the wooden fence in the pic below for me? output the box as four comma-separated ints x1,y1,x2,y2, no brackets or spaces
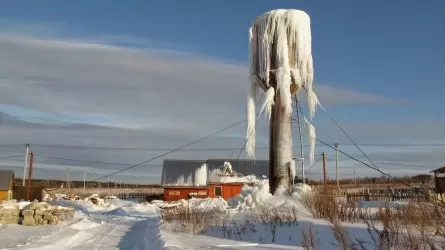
13,185,43,201
116,192,163,202
344,187,437,203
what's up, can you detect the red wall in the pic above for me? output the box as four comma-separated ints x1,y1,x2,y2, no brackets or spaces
208,183,244,200
163,183,245,201
163,187,208,201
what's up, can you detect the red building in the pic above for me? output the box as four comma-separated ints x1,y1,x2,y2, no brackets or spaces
162,159,268,201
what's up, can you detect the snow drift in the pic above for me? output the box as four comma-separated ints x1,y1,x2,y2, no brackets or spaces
228,179,312,214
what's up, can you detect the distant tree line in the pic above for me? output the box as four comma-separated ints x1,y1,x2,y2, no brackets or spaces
15,178,162,189
299,174,433,186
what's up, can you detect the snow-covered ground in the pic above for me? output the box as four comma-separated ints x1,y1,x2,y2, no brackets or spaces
0,189,434,250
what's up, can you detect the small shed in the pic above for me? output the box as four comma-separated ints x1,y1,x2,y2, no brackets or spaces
161,159,268,201
207,159,268,200
161,160,208,201
431,166,445,194
0,170,15,201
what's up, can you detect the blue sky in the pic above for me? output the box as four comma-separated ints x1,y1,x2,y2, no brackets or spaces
1,1,444,122
0,1,444,183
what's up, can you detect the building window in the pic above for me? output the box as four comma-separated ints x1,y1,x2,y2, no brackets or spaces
215,186,222,197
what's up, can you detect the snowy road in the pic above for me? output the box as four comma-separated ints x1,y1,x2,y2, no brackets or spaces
1,199,300,250
0,200,166,250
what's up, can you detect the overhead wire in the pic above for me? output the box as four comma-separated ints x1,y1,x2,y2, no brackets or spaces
0,143,443,151
296,101,444,205
33,154,162,167
304,154,322,175
0,154,23,160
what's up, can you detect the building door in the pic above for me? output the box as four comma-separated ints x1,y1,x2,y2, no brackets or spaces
215,186,222,197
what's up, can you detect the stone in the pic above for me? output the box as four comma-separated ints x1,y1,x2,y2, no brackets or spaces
34,215,43,220
34,209,47,215
22,209,35,217
44,214,53,221
0,218,19,224
22,218,36,226
49,216,59,225
36,218,44,225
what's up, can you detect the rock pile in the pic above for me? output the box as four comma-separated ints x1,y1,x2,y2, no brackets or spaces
21,201,74,226
0,203,20,225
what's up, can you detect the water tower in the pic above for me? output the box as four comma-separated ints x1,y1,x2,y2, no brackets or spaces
246,9,319,194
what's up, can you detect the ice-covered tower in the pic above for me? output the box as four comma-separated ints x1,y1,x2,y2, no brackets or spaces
247,9,318,194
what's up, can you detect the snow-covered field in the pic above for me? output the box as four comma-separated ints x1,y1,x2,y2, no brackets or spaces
0,186,441,250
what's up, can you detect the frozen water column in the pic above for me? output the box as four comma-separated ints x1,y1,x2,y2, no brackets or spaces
247,9,316,194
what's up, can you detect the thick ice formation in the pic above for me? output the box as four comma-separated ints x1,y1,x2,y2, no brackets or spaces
228,179,312,211
194,163,207,186
227,179,272,210
247,9,318,162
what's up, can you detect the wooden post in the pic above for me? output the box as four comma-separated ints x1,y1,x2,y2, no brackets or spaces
22,144,30,186
335,143,340,194
322,152,327,192
26,152,34,201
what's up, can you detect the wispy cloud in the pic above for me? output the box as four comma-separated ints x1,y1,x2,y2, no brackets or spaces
0,31,440,183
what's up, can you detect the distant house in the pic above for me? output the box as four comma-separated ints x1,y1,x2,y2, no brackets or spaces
431,166,445,194
0,170,15,201
161,159,268,201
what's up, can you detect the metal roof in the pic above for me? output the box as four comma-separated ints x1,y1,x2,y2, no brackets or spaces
431,166,445,174
161,159,269,185
0,170,14,190
161,159,207,186
207,159,268,183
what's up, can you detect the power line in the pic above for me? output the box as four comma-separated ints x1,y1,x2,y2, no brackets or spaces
33,154,163,167
297,101,445,205
305,154,322,174
91,119,246,182
0,154,23,160
0,143,443,151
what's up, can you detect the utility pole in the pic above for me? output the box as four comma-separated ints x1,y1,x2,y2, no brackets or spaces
107,177,110,190
26,153,34,200
335,143,340,194
22,144,30,186
322,152,327,193
83,170,86,191
66,167,71,192
353,168,357,187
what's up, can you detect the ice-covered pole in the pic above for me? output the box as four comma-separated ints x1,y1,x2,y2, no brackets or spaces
247,9,319,194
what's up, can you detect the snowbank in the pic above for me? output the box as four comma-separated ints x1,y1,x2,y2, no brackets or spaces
85,194,105,206
227,180,312,214
227,180,271,210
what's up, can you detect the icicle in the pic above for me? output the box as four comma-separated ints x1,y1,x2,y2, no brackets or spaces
304,117,316,164
194,163,207,186
246,82,257,159
307,88,319,119
259,87,275,120
247,27,257,159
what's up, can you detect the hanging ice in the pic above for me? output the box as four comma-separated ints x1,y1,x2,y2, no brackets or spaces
259,87,275,120
247,9,319,160
304,117,316,164
194,163,207,186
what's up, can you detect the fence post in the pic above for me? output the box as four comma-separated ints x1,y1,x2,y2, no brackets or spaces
26,153,34,201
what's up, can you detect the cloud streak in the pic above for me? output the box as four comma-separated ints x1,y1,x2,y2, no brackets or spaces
0,32,441,183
